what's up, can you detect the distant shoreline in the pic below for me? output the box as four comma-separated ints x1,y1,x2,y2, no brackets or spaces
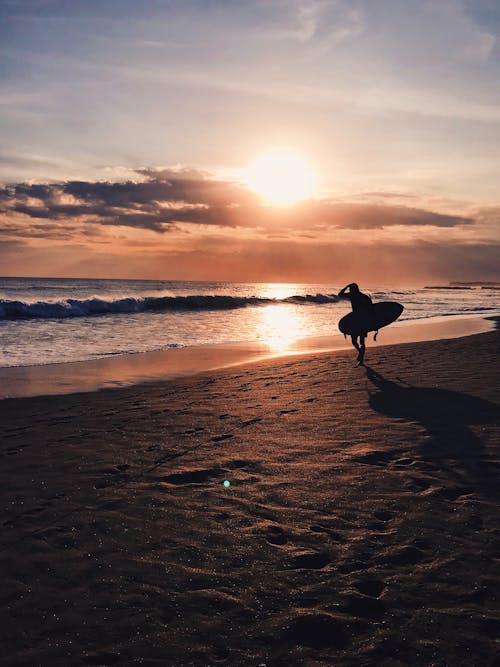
2,275,499,287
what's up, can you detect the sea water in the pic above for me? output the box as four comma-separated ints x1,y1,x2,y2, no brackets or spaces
0,278,499,368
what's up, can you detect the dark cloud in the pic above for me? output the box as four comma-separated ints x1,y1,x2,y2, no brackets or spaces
255,200,472,231
0,170,261,233
313,203,473,229
0,171,474,237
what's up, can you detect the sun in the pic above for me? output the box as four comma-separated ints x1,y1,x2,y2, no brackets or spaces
245,149,316,205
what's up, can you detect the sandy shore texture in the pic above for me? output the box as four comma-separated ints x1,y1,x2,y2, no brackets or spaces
1,325,499,666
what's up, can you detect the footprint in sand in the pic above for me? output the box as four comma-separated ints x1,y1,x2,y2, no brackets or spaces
225,459,262,474
263,525,288,546
354,578,386,598
404,476,433,492
210,433,234,442
374,510,394,522
352,451,395,466
393,457,413,467
209,644,229,663
160,467,223,485
439,485,475,501
289,551,330,569
240,418,262,428
280,408,299,415
309,524,343,541
287,612,352,650
183,427,205,435
338,560,371,574
341,592,386,620
377,544,424,566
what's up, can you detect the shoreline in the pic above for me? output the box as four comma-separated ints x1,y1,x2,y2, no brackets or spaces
0,313,496,400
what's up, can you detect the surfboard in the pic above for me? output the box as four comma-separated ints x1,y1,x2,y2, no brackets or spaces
338,301,404,336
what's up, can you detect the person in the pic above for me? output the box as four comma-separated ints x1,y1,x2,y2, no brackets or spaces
338,283,378,366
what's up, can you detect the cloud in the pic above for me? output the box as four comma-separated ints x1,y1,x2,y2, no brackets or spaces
0,169,263,233
310,202,473,229
0,171,475,241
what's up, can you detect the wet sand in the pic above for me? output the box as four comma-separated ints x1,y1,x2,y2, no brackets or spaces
0,313,495,399
1,322,499,666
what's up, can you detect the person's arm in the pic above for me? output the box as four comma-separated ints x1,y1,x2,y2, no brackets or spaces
337,284,352,298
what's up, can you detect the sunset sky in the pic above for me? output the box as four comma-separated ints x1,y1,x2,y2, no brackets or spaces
1,0,499,284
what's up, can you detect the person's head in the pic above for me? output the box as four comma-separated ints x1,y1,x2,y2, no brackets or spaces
349,283,360,294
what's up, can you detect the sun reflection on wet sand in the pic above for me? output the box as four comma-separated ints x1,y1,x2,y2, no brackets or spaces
258,304,306,352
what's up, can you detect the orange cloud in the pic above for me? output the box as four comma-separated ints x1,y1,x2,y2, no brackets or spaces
1,169,497,284
1,171,474,237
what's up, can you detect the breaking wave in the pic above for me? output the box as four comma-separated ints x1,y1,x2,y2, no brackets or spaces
0,293,340,320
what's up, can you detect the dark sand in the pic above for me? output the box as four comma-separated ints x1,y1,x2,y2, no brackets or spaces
1,324,499,666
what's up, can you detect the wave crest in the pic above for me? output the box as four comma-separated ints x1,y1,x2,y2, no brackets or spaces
0,293,340,320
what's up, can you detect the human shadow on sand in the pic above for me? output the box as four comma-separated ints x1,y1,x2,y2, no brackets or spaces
365,366,500,499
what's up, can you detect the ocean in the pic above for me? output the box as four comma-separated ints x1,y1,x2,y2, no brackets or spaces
1,278,499,368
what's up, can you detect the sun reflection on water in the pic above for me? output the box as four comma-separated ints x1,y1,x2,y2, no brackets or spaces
258,283,300,301
258,304,306,352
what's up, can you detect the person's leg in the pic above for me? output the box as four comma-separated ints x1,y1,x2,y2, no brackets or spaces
356,334,366,366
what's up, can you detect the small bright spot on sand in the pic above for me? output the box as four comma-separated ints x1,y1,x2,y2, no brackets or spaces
223,480,230,488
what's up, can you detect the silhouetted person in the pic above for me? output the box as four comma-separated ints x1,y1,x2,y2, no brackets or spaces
338,283,377,366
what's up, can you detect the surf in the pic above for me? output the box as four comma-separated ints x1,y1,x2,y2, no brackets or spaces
0,293,341,320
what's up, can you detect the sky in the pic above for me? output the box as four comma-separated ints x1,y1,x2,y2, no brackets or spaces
0,0,499,284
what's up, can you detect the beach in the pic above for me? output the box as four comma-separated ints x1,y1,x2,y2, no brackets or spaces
1,323,499,666
3,0,500,663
